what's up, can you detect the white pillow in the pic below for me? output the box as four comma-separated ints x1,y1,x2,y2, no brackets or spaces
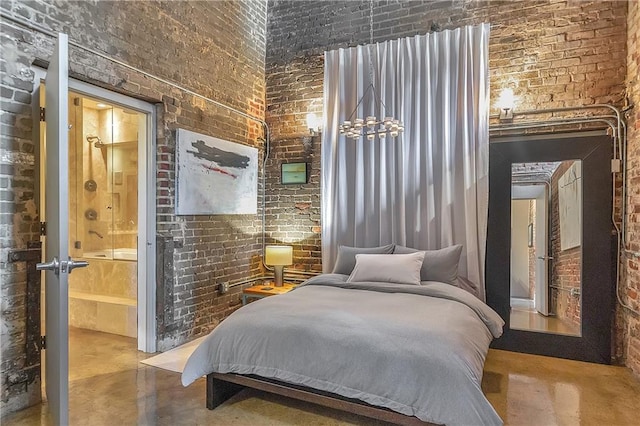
347,252,426,285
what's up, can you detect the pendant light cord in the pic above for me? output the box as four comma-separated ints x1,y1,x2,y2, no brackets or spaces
368,0,375,85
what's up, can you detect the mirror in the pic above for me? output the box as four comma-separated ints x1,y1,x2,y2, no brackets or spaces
510,160,582,336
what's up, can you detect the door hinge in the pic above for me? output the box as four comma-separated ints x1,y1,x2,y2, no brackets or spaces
40,335,46,350
40,222,46,236
39,107,45,122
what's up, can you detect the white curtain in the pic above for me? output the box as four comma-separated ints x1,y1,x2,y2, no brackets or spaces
322,24,490,299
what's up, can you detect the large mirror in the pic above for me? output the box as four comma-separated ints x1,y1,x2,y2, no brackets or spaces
510,160,582,336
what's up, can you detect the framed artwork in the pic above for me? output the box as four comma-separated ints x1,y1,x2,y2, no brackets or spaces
558,161,582,250
176,129,258,215
281,162,308,184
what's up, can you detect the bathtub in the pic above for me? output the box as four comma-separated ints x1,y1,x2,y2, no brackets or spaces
69,249,137,337
83,247,137,261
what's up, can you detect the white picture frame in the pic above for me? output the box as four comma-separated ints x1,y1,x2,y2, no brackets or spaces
558,161,582,250
176,129,258,215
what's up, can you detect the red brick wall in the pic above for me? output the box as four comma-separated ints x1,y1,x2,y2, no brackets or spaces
550,161,581,328
266,0,628,272
265,0,632,370
620,0,640,376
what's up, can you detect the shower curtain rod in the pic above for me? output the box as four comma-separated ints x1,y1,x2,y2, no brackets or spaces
1,10,274,272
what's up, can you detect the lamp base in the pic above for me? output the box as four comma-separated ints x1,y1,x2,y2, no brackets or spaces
273,266,284,287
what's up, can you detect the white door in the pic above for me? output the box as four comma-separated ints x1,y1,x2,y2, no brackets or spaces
534,188,549,316
37,33,88,425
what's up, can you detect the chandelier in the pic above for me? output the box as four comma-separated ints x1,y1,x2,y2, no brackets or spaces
339,1,404,140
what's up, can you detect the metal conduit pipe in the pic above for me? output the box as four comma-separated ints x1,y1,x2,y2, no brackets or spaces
490,104,623,143
491,116,619,165
550,285,581,297
1,10,279,273
490,117,617,149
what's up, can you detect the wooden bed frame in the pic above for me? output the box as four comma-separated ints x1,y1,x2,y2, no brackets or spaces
206,372,437,426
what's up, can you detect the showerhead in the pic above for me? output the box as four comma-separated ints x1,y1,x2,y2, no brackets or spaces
86,135,104,148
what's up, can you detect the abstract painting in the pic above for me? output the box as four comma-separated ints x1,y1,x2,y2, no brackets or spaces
176,129,258,215
558,160,582,250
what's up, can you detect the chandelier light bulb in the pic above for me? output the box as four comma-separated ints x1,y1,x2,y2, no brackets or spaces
366,116,377,127
337,1,403,141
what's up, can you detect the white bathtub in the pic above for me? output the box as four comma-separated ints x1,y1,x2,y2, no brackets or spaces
83,248,137,261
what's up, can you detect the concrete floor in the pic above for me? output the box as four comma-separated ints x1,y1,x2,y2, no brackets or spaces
510,307,581,336
4,327,640,426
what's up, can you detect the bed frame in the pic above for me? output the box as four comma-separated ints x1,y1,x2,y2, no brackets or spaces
207,372,437,426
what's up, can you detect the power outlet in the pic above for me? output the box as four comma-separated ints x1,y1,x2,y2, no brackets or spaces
219,282,229,294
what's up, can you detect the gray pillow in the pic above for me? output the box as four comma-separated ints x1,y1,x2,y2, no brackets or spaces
346,252,426,285
393,244,463,284
332,244,395,275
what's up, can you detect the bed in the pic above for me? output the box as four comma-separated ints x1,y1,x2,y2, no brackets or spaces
182,267,504,425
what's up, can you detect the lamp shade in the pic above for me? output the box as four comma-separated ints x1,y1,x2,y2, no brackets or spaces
265,245,293,266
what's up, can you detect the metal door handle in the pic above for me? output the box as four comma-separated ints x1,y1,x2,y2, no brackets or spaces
36,257,88,275
37,257,60,274
537,256,554,260
67,258,89,273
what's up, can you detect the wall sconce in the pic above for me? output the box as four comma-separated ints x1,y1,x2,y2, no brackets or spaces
306,113,321,136
498,88,515,120
265,245,293,287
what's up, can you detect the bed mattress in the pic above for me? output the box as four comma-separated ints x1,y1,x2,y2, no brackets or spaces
182,274,504,425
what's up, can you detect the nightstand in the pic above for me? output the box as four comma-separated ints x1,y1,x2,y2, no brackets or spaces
242,283,297,305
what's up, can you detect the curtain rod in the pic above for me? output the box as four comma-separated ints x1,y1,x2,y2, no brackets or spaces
1,10,274,271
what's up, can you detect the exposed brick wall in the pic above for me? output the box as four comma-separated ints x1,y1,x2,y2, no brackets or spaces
266,0,634,370
1,0,266,416
620,0,640,376
549,161,581,328
266,0,627,272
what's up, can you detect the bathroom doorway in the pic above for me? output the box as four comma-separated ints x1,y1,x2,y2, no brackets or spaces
66,92,141,338
35,70,157,354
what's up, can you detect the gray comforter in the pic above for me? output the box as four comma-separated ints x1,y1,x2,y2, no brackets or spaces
182,274,504,425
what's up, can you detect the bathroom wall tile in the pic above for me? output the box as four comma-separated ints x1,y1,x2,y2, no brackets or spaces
97,303,131,337
69,258,136,299
69,299,97,330
126,306,137,338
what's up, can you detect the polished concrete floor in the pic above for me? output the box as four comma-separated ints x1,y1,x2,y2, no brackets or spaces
4,327,640,425
510,307,581,336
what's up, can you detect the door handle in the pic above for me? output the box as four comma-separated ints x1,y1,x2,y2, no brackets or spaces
36,257,88,275
67,258,89,273
37,257,60,275
537,256,554,260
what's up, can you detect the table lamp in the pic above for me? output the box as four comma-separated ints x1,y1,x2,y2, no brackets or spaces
265,245,293,287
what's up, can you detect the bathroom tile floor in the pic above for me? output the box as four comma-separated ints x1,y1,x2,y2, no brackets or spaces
3,327,640,425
